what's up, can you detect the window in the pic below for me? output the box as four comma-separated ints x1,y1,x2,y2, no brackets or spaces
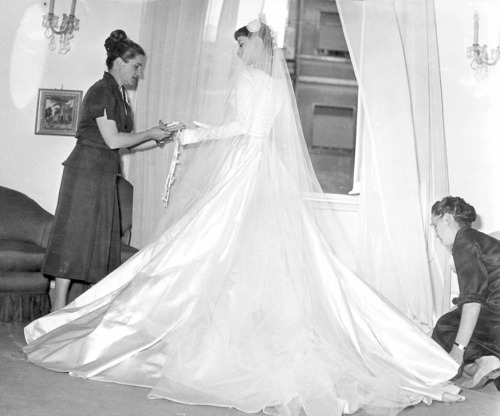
308,104,356,194
317,11,349,58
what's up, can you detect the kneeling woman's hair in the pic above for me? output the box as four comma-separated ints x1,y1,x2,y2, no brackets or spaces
431,196,476,227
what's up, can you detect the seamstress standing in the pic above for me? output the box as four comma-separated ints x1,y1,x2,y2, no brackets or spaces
43,29,181,311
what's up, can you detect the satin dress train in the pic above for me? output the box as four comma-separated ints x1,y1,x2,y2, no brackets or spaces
24,135,460,416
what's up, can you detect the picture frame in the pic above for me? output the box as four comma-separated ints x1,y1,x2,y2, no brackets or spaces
35,88,83,136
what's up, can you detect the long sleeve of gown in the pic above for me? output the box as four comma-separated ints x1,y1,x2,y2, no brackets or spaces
181,71,257,145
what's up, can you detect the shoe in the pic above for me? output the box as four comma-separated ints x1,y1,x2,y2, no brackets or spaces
450,363,464,382
459,356,500,390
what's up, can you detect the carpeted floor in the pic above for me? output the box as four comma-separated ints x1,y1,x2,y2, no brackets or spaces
1,322,498,416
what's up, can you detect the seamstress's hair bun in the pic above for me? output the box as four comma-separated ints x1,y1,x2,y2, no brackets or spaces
104,29,128,54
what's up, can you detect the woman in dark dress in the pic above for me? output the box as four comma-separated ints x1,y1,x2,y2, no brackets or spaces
431,196,500,390
43,30,182,311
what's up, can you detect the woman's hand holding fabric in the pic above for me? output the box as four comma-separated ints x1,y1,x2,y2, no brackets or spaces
157,120,186,147
150,126,172,145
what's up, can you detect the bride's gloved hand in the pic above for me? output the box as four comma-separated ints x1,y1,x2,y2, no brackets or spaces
180,121,212,145
179,129,198,145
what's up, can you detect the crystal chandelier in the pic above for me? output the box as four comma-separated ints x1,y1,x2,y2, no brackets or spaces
467,12,500,78
42,0,80,54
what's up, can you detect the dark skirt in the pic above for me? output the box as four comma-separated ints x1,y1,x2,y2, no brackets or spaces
42,165,121,284
432,305,500,363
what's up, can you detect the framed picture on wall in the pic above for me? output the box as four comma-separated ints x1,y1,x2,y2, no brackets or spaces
35,88,83,136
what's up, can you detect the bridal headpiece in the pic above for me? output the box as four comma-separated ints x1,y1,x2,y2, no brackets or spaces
246,13,265,33
246,13,278,50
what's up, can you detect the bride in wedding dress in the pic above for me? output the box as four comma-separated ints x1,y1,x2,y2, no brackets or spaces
24,15,463,416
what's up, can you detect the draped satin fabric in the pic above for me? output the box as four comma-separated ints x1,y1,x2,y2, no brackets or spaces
24,135,460,413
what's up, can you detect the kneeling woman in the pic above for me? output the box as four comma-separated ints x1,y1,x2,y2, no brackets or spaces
431,196,500,390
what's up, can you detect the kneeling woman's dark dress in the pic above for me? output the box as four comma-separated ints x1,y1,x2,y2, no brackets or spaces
42,72,133,284
432,227,500,362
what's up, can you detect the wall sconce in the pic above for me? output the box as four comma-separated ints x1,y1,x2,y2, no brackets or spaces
42,0,79,54
467,12,500,78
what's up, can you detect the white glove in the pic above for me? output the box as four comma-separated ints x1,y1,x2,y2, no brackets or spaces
179,129,198,145
180,121,213,145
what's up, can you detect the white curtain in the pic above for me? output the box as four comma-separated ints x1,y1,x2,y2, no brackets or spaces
338,0,450,330
124,0,226,247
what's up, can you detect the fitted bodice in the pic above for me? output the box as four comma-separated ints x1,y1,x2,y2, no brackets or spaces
228,68,279,139
182,67,282,144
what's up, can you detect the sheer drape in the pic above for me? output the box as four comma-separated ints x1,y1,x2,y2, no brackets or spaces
338,0,450,330
124,0,216,247
395,0,451,319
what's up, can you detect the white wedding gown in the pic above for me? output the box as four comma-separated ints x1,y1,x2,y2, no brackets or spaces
24,66,460,416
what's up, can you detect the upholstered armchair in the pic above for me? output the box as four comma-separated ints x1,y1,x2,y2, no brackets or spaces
0,186,53,322
0,182,139,320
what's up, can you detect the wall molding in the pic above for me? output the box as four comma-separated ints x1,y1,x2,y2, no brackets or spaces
297,75,358,87
304,193,359,212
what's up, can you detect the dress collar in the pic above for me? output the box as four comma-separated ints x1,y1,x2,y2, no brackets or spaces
103,71,120,90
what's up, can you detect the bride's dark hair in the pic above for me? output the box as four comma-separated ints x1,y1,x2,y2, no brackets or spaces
104,29,146,70
234,26,250,40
